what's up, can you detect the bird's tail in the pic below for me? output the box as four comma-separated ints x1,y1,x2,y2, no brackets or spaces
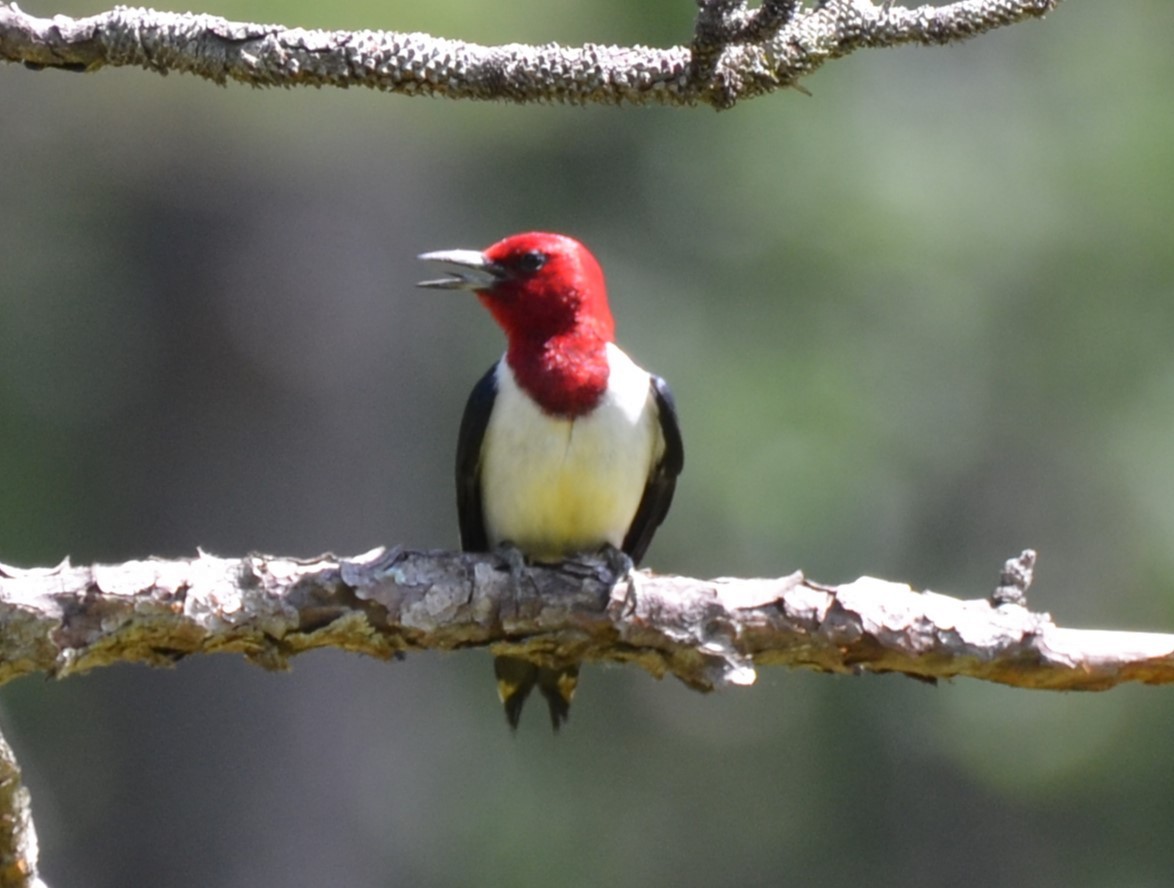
494,656,580,732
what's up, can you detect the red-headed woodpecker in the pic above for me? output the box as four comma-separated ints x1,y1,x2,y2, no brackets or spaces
418,232,684,731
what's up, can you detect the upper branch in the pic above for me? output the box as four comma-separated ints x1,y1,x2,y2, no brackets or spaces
1,547,1171,694
0,0,1062,109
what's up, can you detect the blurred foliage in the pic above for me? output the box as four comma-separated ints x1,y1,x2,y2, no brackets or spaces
3,1,1174,886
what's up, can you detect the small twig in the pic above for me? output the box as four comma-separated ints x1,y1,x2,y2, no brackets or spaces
990,548,1036,608
689,0,740,96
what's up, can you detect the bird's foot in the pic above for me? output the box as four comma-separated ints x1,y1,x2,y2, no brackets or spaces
549,549,622,612
598,544,635,581
494,540,529,576
556,545,632,583
597,545,640,618
494,541,539,604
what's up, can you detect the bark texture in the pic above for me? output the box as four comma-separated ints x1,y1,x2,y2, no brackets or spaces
0,728,41,888
1,548,1171,693
0,1,1062,109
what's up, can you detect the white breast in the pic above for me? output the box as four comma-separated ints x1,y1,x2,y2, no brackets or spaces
479,343,662,561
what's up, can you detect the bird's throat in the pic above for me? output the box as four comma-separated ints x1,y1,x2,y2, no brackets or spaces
506,334,610,418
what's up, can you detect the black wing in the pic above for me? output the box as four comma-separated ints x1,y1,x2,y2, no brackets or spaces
622,375,684,565
455,363,498,552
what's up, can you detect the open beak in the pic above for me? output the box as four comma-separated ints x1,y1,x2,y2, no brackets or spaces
417,249,504,291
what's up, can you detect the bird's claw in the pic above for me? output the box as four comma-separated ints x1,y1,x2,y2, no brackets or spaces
556,545,632,583
494,541,529,576
598,544,635,582
494,541,539,604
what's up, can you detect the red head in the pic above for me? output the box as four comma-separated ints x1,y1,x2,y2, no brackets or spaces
419,232,617,416
480,233,615,345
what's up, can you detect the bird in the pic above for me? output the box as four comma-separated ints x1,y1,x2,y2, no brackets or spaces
417,232,684,731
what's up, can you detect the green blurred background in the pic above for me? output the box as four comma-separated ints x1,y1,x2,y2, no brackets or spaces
3,1,1174,885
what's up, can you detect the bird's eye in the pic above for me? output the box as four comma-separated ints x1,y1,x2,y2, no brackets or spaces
516,250,547,274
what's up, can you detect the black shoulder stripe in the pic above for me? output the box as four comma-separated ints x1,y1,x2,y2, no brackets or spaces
621,374,684,565
652,374,684,477
455,363,499,553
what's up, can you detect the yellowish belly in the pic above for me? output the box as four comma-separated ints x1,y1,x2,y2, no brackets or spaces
480,394,656,560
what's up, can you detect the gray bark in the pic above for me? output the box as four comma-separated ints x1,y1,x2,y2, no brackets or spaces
2,548,1172,694
0,1,1062,109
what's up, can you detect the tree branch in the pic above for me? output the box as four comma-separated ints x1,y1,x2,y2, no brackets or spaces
1,547,1171,693
0,0,1063,109
0,725,43,888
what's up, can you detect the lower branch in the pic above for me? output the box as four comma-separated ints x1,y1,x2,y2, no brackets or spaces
0,725,42,888
0,547,1171,693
